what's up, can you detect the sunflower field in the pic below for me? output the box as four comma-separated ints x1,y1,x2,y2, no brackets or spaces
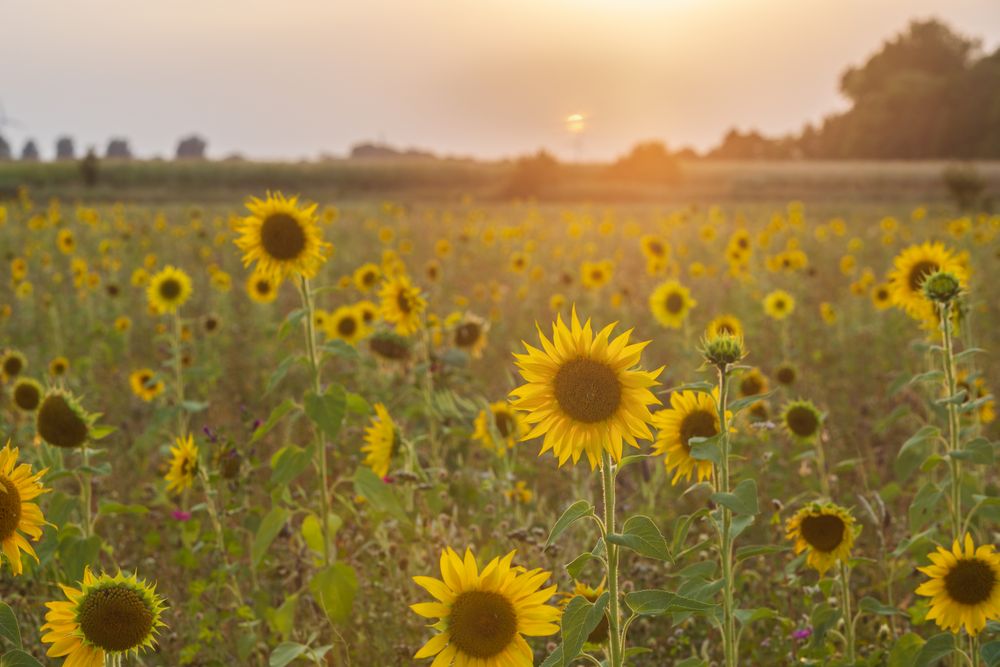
0,187,998,667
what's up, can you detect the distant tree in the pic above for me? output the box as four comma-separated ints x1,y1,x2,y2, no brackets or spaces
506,150,561,197
943,165,987,211
106,138,132,160
55,136,76,160
606,141,681,182
80,148,99,187
0,134,10,160
176,134,207,160
20,140,39,161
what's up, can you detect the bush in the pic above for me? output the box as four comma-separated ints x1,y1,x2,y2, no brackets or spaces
942,164,986,210
505,150,561,197
606,141,680,183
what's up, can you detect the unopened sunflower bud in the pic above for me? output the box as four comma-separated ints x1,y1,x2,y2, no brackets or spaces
701,332,746,367
922,270,962,303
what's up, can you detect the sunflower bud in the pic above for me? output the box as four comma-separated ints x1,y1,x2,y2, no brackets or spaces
701,332,746,368
922,270,962,304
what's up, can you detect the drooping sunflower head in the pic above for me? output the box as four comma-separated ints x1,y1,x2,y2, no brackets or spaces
361,403,396,479
165,434,199,495
649,280,696,329
763,289,795,320
411,548,560,666
36,389,92,449
887,241,968,320
235,191,330,280
42,568,167,664
378,273,427,337
0,440,49,576
452,313,489,358
473,401,528,453
1,349,26,382
146,265,192,314
652,388,726,485
706,314,744,340
785,503,856,576
781,399,823,442
11,377,43,413
368,331,411,362
916,533,1000,636
509,308,662,469
129,368,165,403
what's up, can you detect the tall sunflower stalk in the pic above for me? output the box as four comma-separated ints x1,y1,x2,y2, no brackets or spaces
600,452,625,667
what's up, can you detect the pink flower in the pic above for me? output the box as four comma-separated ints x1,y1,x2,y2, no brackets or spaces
171,510,192,522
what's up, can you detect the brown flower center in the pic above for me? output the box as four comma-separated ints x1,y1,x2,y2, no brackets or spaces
337,316,358,337
78,584,155,652
944,558,997,606
37,394,88,448
553,358,622,424
799,513,845,553
13,382,41,411
454,323,481,348
679,409,718,451
449,590,518,659
158,278,181,300
785,405,819,438
665,292,684,314
0,476,22,540
494,411,514,439
907,260,940,292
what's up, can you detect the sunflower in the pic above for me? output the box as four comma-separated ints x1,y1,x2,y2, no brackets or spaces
763,289,795,320
785,503,856,576
36,390,92,449
326,305,367,345
560,580,609,645
147,265,192,314
774,362,797,386
706,314,743,340
650,280,696,329
41,568,167,666
353,262,381,292
165,434,199,495
781,399,823,442
235,192,330,280
246,270,280,303
114,316,132,333
652,388,728,485
871,283,893,310
56,228,76,255
1,349,26,382
49,356,70,377
411,547,560,666
379,273,427,336
355,300,378,327
11,377,42,412
916,533,1000,636
510,308,662,469
581,260,613,290
129,369,165,402
361,403,396,478
473,402,528,453
368,331,411,362
451,313,489,358
888,241,967,320
0,441,48,576
737,368,769,398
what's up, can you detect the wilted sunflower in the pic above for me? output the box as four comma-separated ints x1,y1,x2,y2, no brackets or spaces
49,356,70,377
353,262,381,292
916,533,1000,636
361,403,396,478
473,401,528,453
235,192,329,279
379,273,427,336
888,241,967,320
41,568,167,666
129,369,165,402
781,399,823,442
147,265,192,314
0,441,48,576
559,579,609,645
368,331,411,362
706,314,744,340
11,377,42,412
36,390,92,449
1,349,26,382
165,434,199,495
785,503,856,576
652,388,727,485
326,305,367,345
763,289,795,320
451,313,489,358
510,308,662,468
650,280,696,329
246,270,280,304
411,547,560,666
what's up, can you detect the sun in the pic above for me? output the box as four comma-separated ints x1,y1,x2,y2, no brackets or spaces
565,113,586,133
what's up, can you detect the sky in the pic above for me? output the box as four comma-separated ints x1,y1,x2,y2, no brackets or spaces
1,0,998,161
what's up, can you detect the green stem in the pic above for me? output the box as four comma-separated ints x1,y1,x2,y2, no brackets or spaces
173,311,188,435
716,366,737,667
80,447,92,538
840,561,855,664
600,450,623,667
299,276,331,567
938,302,961,542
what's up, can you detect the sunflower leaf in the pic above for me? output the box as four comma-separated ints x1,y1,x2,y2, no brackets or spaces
981,640,1000,667
711,479,759,516
304,384,347,442
895,425,940,481
625,589,716,616
269,642,309,667
545,500,593,548
887,633,925,667
735,544,788,563
0,649,42,667
252,506,289,569
606,515,671,561
858,596,901,616
664,381,715,395
0,603,20,649
559,591,609,665
689,435,722,464
914,633,955,667
947,437,995,465
353,467,411,525
729,390,775,413
309,563,357,625
251,399,298,445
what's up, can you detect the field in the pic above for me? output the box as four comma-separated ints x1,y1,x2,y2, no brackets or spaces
0,162,998,666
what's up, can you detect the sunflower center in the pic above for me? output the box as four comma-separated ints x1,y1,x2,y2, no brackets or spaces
256,279,271,294
785,406,819,438
260,213,307,260
363,270,377,287
740,375,762,396
665,293,684,314
648,241,664,256
679,409,718,451
876,287,889,300
553,358,622,424
158,278,181,300
448,590,518,659
494,411,514,438
78,584,155,652
799,514,845,553
37,394,89,448
944,558,997,605
0,476,23,540
907,260,940,292
776,367,796,385
454,323,481,348
14,383,41,411
396,290,413,315
337,316,358,337
3,357,22,376
717,323,735,335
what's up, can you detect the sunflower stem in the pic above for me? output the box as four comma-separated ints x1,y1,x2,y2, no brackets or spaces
937,301,962,543
715,365,737,667
600,450,624,667
299,276,331,568
80,446,92,538
839,561,856,664
172,310,187,435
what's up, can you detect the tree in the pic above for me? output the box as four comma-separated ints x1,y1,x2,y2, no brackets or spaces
176,134,207,160
80,149,99,187
505,150,561,197
55,136,76,160
106,138,132,159
21,139,39,161
0,134,10,160
606,141,681,182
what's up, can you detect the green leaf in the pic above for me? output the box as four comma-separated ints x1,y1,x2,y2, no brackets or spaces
268,594,299,640
251,399,297,445
888,633,925,667
270,444,314,488
345,392,371,415
711,479,758,515
729,390,775,413
59,534,101,582
309,564,358,625
953,347,985,363
0,649,43,667
948,438,995,465
320,339,360,359
858,596,901,616
565,552,597,580
539,645,565,667
265,355,302,395
353,467,411,525
733,607,780,625
689,435,721,464
252,506,289,568
895,425,940,480
269,642,309,667
909,482,943,532
910,370,944,385
625,590,716,616
0,603,21,648
304,384,347,442
914,633,954,667
935,390,968,406
96,500,149,516
89,424,117,440
560,592,609,665
545,500,593,548
301,513,342,555
981,640,1000,667
735,544,788,563
666,381,715,394
731,514,754,539
605,515,671,561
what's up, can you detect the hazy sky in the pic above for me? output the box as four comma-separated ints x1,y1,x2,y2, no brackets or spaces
2,0,998,161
